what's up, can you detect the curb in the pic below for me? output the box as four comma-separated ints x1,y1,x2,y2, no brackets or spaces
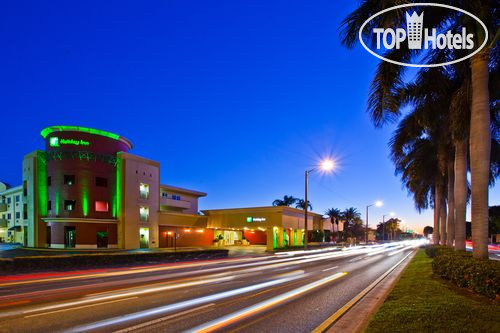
312,249,417,333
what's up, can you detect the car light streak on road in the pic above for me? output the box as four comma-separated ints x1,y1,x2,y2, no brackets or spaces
18,276,235,317
69,272,306,332
187,272,348,333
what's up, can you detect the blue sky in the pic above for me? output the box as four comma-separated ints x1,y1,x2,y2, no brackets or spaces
1,1,497,232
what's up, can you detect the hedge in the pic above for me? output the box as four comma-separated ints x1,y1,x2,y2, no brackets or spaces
0,249,229,274
426,245,500,299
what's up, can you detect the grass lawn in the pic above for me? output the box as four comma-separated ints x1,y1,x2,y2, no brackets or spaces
365,249,500,333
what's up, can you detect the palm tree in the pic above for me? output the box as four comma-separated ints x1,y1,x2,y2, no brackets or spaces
325,208,342,242
340,1,498,258
272,195,297,207
295,199,312,211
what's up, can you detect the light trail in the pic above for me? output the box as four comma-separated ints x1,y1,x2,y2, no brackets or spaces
69,272,307,332
187,272,348,333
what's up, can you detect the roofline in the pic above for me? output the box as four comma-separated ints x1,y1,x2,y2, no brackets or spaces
40,126,133,150
160,184,207,197
201,205,323,217
0,185,23,195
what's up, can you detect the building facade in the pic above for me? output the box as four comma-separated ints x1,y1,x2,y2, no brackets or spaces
2,126,331,250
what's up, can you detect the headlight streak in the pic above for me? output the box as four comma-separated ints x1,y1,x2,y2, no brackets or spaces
186,272,348,333
68,273,306,332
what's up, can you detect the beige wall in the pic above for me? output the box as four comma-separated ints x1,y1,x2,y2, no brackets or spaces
119,152,160,249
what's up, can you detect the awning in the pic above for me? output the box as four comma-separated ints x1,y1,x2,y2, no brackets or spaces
8,225,22,231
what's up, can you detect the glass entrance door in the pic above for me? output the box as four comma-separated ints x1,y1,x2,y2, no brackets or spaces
64,226,76,248
139,227,149,248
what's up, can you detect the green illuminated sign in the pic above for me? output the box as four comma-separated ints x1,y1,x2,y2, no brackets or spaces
49,137,90,147
49,137,59,147
246,216,266,222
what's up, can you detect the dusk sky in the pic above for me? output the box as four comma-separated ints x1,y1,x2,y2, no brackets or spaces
1,0,498,232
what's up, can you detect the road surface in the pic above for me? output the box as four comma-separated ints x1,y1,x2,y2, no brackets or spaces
0,241,422,333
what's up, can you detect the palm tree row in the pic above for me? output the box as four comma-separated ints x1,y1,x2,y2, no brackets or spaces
325,207,364,242
272,195,312,210
340,1,499,258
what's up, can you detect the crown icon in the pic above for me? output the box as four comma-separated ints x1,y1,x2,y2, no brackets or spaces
406,11,424,49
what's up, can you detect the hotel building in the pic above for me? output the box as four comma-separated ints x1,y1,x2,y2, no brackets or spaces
0,126,332,251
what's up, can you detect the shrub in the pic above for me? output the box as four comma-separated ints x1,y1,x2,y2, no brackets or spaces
425,245,453,258
431,249,500,299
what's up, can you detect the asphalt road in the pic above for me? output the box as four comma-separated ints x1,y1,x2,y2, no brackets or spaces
0,242,422,333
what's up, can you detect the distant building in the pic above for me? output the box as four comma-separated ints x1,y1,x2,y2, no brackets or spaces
0,183,23,244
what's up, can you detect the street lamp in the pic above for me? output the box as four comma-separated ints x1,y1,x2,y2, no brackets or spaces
365,200,382,244
382,212,395,242
304,159,334,250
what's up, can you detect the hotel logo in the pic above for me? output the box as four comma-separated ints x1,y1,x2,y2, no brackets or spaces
359,3,488,67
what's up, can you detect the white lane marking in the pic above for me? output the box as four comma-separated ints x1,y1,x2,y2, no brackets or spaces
113,303,216,333
187,272,348,333
322,266,339,272
24,297,138,318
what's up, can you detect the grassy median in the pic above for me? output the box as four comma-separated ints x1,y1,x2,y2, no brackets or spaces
365,249,500,333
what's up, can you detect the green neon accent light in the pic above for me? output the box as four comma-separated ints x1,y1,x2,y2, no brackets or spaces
82,182,89,217
283,230,287,247
246,217,252,222
55,191,60,216
113,156,122,218
294,230,297,246
41,126,121,140
273,229,277,249
36,154,48,217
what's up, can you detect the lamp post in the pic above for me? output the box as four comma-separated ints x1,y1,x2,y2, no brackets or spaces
304,159,334,250
382,212,395,242
365,200,382,244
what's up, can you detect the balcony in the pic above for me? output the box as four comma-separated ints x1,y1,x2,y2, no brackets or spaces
0,203,6,212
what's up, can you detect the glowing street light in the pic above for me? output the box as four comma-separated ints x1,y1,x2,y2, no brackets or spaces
304,158,335,249
365,200,383,244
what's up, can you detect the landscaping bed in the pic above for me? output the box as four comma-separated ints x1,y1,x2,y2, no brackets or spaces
0,249,229,274
365,249,500,333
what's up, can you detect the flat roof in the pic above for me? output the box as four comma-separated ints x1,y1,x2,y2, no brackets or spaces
160,184,207,197
40,126,133,149
202,205,323,217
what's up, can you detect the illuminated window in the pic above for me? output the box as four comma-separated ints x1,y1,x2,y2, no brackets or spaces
64,200,76,211
95,201,109,212
139,183,149,199
96,177,108,187
139,206,149,221
64,175,75,186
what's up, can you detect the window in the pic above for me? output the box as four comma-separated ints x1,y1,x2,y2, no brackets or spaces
23,181,28,196
96,177,107,187
23,204,27,219
47,201,52,211
172,195,181,200
64,200,76,211
161,192,168,198
7,213,11,220
47,177,51,186
64,175,75,186
15,212,20,219
95,201,109,212
7,197,11,204
139,183,149,199
139,206,149,221
15,195,20,203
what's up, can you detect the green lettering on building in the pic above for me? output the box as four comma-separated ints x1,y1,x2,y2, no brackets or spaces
50,137,90,147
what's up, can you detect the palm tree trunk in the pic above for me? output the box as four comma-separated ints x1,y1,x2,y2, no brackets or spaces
439,192,447,246
454,139,467,251
433,184,440,245
447,160,455,247
470,51,491,259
